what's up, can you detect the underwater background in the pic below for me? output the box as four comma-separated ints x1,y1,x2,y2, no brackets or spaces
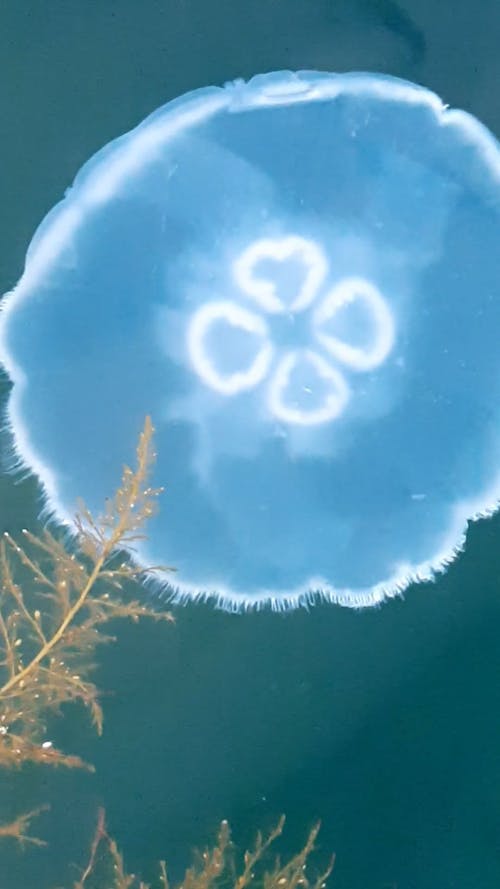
1,1,500,887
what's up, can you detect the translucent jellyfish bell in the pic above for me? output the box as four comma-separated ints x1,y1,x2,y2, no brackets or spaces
1,70,500,609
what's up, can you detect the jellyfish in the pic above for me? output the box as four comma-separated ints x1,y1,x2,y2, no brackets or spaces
1,70,500,610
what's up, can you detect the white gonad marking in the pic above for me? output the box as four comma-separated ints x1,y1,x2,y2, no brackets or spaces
313,277,395,371
267,349,350,426
186,237,396,425
233,236,328,314
187,300,273,395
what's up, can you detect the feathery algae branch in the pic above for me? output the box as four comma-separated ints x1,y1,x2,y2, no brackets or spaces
0,417,173,769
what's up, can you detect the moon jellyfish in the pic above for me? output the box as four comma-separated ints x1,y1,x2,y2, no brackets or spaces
1,70,500,610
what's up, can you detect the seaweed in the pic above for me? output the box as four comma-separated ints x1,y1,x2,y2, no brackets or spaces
65,809,334,889
0,416,174,771
0,805,49,848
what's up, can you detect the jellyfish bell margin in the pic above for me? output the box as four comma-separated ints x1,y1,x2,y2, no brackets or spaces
1,70,500,611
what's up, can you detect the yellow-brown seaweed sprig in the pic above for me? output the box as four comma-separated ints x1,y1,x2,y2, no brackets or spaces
0,417,173,770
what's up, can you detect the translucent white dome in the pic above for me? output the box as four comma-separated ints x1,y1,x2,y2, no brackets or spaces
2,70,500,609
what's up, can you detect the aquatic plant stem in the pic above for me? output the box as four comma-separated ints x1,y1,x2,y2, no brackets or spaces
0,549,107,698
0,418,153,701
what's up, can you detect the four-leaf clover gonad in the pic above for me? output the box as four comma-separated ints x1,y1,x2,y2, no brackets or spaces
187,235,395,426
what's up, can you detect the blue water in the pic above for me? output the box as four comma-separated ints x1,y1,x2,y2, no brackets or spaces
1,1,500,887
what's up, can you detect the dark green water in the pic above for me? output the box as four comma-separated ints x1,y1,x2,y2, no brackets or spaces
1,2,500,887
